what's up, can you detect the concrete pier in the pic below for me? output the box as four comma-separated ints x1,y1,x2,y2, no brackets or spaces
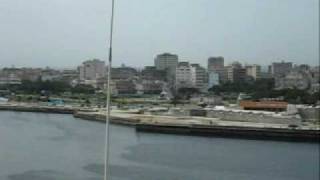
136,124,320,142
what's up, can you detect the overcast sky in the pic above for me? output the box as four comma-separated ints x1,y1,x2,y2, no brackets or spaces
0,0,319,68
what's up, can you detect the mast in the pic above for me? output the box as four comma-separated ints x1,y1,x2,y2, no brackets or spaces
104,0,115,179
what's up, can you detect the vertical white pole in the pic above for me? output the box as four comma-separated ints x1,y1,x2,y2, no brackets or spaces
104,0,115,180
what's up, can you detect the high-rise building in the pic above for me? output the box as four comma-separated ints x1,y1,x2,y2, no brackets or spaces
245,64,261,80
175,62,195,90
207,56,226,83
154,53,178,87
227,62,246,82
78,59,106,81
175,62,208,91
191,64,208,91
154,53,178,71
207,57,224,72
270,61,293,77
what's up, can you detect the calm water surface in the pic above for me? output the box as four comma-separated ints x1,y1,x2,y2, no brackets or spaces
0,111,319,180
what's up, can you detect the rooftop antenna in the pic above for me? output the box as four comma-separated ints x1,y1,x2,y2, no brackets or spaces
104,0,115,180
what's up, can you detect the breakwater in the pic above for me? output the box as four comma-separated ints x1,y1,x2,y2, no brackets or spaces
73,111,139,126
73,110,320,142
136,124,320,142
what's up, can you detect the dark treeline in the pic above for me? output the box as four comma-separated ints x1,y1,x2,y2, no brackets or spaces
209,79,319,104
209,79,275,95
1,79,95,94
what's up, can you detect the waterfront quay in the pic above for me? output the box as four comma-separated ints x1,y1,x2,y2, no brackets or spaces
0,102,319,142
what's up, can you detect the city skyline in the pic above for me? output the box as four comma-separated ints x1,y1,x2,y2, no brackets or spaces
0,0,319,68
1,56,318,98
0,54,318,70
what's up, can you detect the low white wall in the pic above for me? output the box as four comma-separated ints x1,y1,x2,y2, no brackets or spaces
207,110,301,124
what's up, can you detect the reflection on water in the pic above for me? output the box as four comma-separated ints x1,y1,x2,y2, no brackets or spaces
0,111,319,180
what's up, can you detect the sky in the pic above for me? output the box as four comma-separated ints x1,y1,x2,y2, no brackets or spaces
0,0,319,68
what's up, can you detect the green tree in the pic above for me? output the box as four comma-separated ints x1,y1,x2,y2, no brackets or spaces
178,88,199,99
71,84,95,94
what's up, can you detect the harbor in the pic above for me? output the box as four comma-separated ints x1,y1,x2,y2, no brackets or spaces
0,1,319,179
0,110,319,180
1,102,319,142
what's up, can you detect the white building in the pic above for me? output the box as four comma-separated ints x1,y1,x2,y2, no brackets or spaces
191,64,208,92
175,62,195,90
175,62,207,92
227,63,246,82
245,64,261,80
78,59,106,81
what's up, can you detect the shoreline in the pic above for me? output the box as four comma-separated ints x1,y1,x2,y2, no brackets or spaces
1,104,319,142
0,104,75,114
